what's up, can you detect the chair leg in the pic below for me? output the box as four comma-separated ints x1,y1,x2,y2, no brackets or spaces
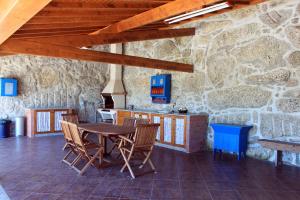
62,149,73,165
119,148,135,179
139,151,156,172
79,149,101,175
62,143,68,150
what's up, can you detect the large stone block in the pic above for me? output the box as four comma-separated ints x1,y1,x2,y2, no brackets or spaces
229,6,257,19
196,20,232,35
207,86,271,110
245,68,290,85
286,26,300,48
207,53,236,88
37,67,59,89
233,36,289,70
260,113,300,137
153,40,180,59
210,23,261,54
276,98,300,113
259,10,292,28
287,51,300,68
283,89,300,98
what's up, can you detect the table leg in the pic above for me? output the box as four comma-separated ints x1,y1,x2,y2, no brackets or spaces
98,134,104,166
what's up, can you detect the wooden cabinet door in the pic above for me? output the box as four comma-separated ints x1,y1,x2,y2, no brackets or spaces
35,111,51,133
54,110,68,132
174,116,186,147
151,114,163,142
163,115,172,144
116,110,132,125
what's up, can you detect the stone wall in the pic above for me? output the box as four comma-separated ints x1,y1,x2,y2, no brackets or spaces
0,46,110,133
124,0,300,166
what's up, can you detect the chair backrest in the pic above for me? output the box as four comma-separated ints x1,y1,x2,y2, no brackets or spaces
67,122,85,151
61,120,73,142
123,117,136,127
62,113,79,124
135,118,149,126
133,124,160,147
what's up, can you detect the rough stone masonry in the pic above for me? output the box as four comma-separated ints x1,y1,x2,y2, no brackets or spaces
124,0,300,166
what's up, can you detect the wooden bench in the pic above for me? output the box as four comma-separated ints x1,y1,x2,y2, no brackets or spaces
258,139,300,167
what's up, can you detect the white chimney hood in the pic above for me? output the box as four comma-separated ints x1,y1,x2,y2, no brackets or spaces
101,44,126,109
102,44,126,95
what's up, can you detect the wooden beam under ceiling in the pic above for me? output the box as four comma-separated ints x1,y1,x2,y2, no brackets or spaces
18,28,195,47
0,40,193,73
48,0,168,9
37,8,148,17
0,0,52,45
90,0,221,34
0,52,14,57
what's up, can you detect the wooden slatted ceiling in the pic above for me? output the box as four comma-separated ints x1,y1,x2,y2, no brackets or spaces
0,0,266,72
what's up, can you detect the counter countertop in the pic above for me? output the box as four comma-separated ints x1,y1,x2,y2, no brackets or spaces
110,108,209,116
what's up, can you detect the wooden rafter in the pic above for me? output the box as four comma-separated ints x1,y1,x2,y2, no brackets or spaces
48,0,169,9
0,0,52,45
16,28,195,47
90,0,221,34
0,40,193,72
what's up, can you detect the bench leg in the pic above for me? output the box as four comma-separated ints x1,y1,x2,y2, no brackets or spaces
213,149,217,160
274,150,283,167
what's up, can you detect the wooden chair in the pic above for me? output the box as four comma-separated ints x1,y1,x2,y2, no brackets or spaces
61,120,79,166
68,122,103,175
107,117,136,155
123,117,136,127
61,113,79,124
61,113,79,150
135,118,149,126
118,123,160,179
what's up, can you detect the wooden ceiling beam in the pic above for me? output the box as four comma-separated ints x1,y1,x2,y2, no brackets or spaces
91,0,221,34
12,31,94,39
20,22,111,30
36,8,148,17
48,0,169,8
0,52,15,57
16,28,195,47
0,40,193,72
15,26,104,35
0,0,52,45
27,16,123,24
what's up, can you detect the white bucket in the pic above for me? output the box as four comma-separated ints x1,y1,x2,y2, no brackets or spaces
15,116,25,136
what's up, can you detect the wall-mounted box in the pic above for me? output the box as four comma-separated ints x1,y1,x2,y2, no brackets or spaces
0,78,18,96
150,74,171,104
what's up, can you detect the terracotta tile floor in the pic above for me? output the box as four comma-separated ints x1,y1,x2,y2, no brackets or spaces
0,136,300,200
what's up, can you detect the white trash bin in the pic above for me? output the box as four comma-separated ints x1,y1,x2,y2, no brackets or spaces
15,116,25,136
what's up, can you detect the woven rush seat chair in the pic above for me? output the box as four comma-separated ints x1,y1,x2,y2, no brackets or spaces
67,122,104,175
118,123,160,179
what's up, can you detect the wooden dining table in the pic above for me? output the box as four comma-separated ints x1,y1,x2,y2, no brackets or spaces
78,123,136,165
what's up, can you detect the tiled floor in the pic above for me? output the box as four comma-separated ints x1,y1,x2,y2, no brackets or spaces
0,136,300,200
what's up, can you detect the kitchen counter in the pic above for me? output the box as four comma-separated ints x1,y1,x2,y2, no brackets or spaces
113,108,208,116
114,109,208,153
